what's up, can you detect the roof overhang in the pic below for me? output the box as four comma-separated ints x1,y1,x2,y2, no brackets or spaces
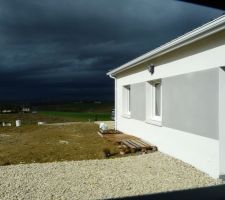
107,15,225,77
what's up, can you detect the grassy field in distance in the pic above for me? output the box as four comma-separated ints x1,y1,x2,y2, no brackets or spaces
0,113,75,125
36,102,113,122
35,102,113,113
0,102,113,124
39,111,111,122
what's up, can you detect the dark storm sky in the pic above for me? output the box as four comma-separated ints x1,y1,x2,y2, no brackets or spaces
0,0,223,102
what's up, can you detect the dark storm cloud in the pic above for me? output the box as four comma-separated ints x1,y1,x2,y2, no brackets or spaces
0,0,223,101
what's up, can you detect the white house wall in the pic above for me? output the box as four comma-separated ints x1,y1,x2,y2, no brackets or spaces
117,117,219,178
115,30,225,178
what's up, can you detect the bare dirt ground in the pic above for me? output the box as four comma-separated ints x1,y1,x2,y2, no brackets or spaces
0,123,119,166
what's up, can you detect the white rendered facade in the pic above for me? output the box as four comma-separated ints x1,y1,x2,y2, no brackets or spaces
108,16,225,178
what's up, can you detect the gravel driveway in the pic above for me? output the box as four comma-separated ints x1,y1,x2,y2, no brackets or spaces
0,152,222,200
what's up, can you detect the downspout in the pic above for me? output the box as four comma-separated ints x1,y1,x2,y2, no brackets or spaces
109,74,117,130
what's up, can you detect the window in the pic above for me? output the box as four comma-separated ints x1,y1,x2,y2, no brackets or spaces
146,80,162,125
123,85,131,117
153,82,161,118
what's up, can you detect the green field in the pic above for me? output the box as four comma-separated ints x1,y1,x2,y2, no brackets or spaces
35,102,113,113
0,102,113,124
40,111,111,122
37,102,113,122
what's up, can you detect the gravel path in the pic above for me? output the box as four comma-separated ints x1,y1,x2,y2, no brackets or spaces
0,152,222,200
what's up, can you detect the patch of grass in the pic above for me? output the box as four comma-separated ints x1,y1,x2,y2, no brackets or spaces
39,111,111,122
0,111,111,125
0,113,77,125
0,123,119,166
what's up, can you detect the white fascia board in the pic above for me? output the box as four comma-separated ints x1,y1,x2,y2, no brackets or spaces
107,15,225,77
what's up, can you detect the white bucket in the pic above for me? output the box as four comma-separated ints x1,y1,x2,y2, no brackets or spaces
16,120,21,127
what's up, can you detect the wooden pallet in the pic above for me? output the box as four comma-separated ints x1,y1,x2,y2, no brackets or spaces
98,130,122,138
99,132,137,144
97,130,157,155
99,129,122,134
119,139,157,154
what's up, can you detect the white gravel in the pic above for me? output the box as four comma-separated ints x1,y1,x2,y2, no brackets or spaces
0,152,222,200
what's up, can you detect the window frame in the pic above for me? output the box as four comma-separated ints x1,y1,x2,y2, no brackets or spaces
123,85,131,117
146,79,162,126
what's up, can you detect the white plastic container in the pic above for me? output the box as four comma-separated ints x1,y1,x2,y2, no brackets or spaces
16,120,21,127
99,123,108,132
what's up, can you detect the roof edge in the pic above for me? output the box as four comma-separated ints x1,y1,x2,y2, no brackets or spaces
107,14,225,77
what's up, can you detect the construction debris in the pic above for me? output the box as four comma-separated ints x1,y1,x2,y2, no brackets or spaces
119,139,157,155
38,122,46,126
2,122,12,127
98,128,157,155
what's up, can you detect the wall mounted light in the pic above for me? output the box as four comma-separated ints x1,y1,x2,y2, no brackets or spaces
148,64,155,75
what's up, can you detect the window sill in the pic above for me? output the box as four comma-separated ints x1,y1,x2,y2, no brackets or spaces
145,119,162,127
122,114,131,119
